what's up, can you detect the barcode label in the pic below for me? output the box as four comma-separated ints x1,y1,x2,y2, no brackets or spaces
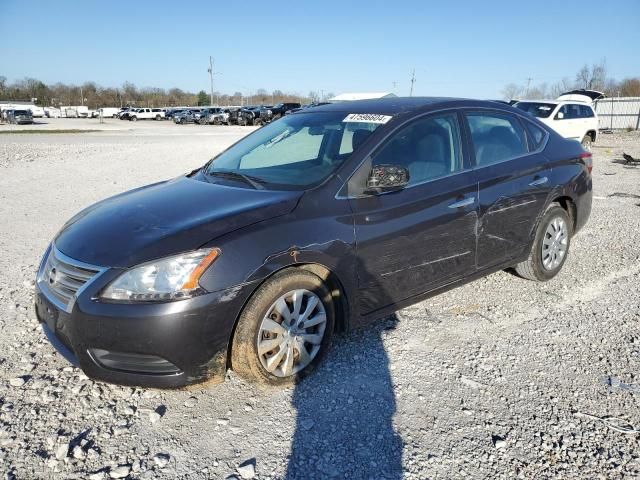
343,113,393,124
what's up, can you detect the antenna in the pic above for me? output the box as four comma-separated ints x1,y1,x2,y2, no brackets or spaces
409,69,416,97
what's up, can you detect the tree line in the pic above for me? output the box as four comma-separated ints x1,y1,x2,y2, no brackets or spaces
0,76,319,108
502,61,640,100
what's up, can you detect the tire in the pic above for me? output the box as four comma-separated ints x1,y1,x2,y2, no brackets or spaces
581,134,592,152
514,204,572,281
155,115,161,120
130,116,137,122
230,269,335,386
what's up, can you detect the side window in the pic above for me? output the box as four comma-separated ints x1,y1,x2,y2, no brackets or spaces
524,120,547,150
371,113,462,185
556,105,569,119
567,104,581,119
580,105,594,118
466,112,528,166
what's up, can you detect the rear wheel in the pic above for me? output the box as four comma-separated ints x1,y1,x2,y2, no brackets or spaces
581,134,592,151
231,269,334,386
515,204,571,281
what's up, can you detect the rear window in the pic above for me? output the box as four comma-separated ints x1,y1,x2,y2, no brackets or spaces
14,110,29,115
514,102,557,118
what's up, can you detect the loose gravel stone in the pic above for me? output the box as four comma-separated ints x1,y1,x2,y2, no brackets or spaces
109,465,131,479
153,453,170,468
0,125,638,479
8,378,25,387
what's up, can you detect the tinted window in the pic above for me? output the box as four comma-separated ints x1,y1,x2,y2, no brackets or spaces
524,120,547,150
514,102,557,118
557,104,581,119
466,113,527,166
371,113,462,185
579,105,594,118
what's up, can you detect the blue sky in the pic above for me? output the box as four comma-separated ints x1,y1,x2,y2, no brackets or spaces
1,0,638,98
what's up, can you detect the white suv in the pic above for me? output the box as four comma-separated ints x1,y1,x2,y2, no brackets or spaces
513,89,603,151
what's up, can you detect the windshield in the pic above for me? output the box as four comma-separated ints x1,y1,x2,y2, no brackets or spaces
514,102,558,118
205,111,386,190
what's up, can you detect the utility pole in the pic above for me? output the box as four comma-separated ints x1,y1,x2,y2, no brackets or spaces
80,86,84,106
409,69,416,97
525,77,532,97
208,56,215,106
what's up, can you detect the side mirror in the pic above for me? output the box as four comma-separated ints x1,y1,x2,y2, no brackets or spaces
366,164,410,194
556,111,564,120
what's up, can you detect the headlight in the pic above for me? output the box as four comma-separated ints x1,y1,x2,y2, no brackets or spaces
100,248,220,302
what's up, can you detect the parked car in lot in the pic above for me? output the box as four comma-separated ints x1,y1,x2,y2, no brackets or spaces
285,102,330,115
173,109,200,124
513,89,603,151
7,109,34,124
242,106,270,125
198,107,229,125
164,108,183,120
128,108,165,121
117,107,134,120
259,102,302,122
35,97,592,388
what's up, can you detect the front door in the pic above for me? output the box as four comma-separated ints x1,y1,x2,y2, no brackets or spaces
348,112,478,315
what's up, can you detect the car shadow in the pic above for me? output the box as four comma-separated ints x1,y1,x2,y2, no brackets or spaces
285,314,403,479
285,256,403,479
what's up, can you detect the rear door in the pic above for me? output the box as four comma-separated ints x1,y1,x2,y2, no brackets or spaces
463,110,552,269
555,104,583,140
348,111,478,314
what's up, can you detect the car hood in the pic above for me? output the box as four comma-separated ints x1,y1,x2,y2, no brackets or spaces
55,175,302,268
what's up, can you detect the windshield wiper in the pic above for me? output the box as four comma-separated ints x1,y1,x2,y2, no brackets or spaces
207,170,266,190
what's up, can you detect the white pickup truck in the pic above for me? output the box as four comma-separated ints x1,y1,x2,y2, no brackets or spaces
128,108,165,121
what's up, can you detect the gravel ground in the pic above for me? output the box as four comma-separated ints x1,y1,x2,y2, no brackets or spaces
0,121,639,479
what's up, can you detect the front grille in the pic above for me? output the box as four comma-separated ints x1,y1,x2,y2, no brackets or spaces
38,246,103,312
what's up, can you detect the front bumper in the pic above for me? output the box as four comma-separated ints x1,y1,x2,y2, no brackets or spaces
35,260,256,388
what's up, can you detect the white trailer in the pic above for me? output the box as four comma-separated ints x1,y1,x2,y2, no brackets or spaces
97,107,121,118
60,106,90,118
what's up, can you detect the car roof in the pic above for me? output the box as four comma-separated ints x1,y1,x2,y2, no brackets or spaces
299,97,516,115
515,99,594,106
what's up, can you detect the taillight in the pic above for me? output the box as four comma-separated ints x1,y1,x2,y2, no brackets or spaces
580,151,592,174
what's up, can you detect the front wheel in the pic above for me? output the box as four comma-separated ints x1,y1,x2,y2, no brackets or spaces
515,204,572,281
231,269,335,386
130,116,137,122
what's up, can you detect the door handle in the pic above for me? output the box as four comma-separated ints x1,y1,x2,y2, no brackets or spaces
529,176,548,187
448,197,475,209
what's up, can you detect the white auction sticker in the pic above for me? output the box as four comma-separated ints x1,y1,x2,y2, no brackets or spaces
343,113,393,124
